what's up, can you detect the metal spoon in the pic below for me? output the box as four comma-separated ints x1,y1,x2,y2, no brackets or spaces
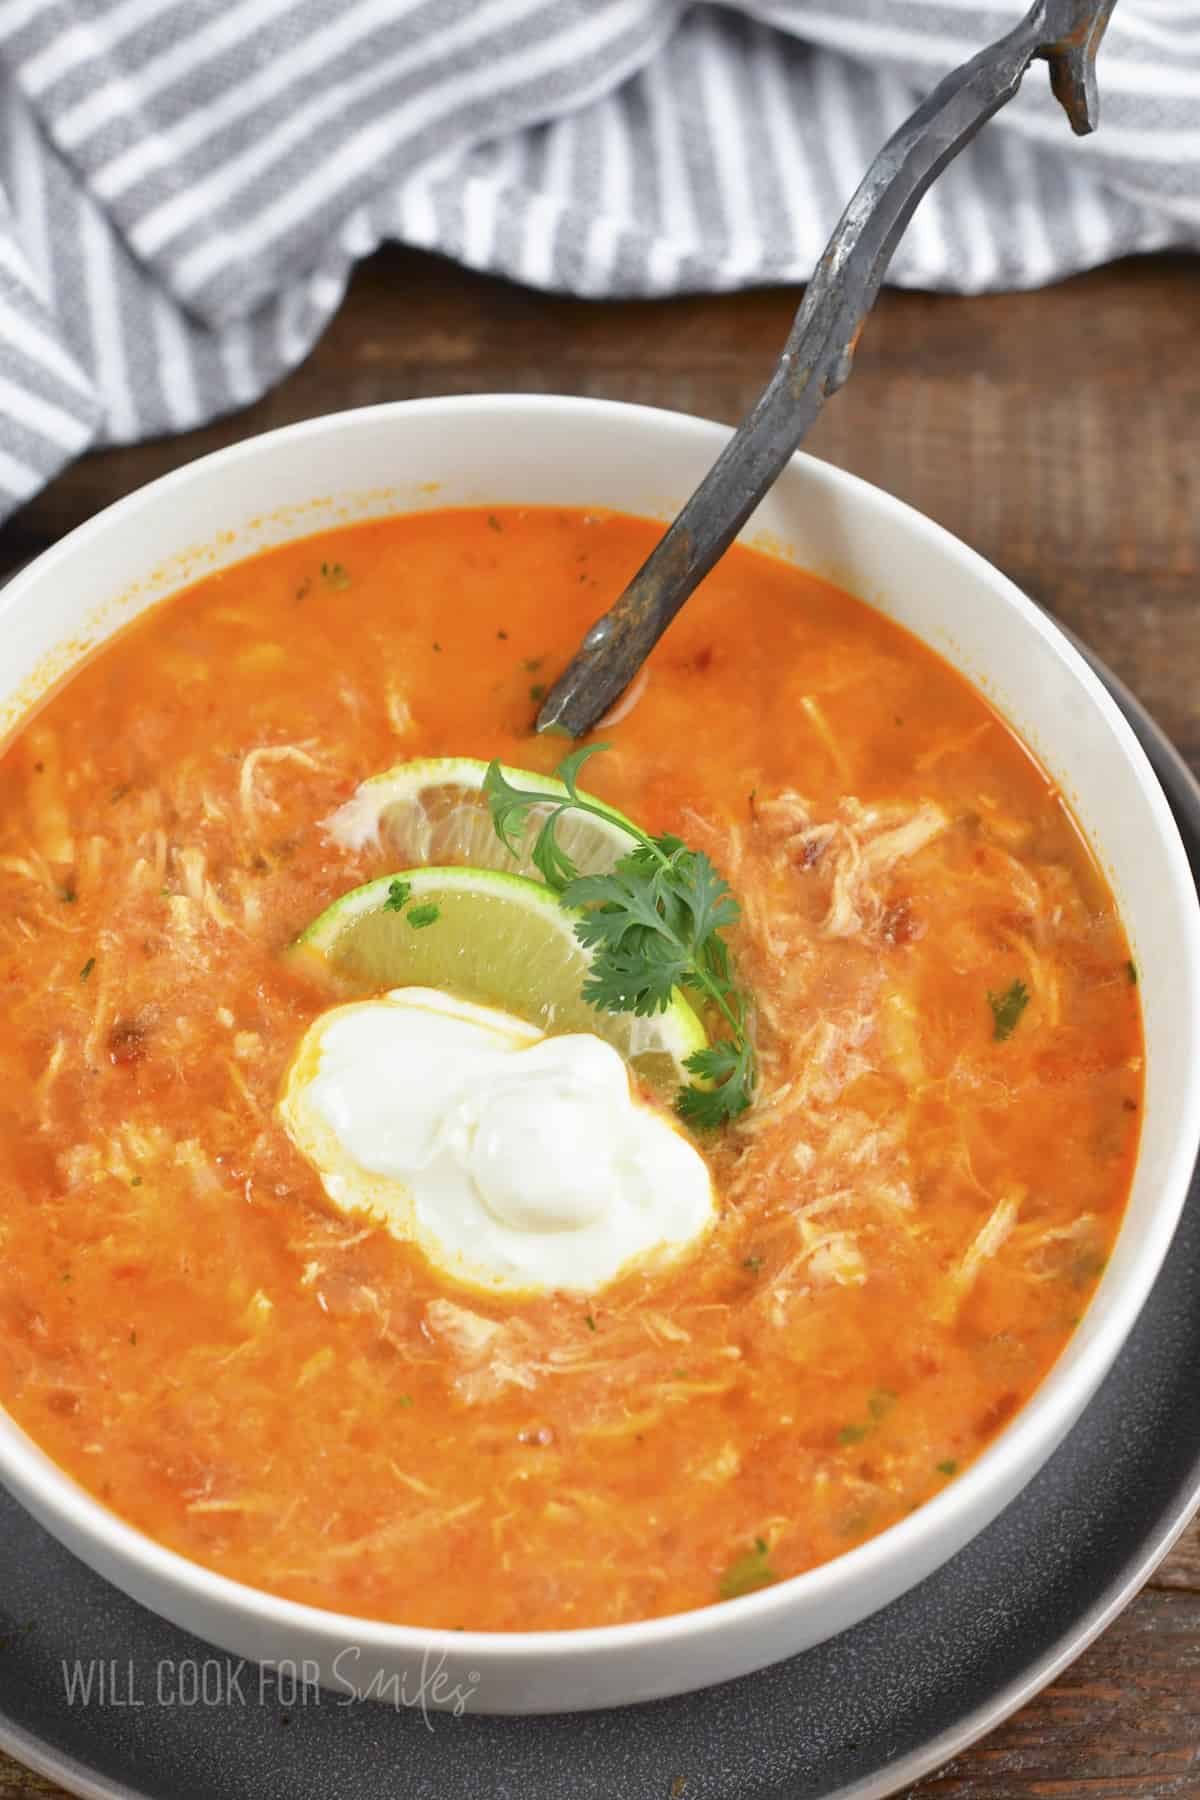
535,0,1116,738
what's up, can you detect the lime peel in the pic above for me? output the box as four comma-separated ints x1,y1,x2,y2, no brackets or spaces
290,864,707,1093
325,755,639,879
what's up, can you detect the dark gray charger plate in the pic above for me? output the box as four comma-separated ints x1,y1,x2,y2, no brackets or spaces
1,649,1197,1800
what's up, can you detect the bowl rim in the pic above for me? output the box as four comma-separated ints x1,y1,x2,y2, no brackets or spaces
2,391,1198,1667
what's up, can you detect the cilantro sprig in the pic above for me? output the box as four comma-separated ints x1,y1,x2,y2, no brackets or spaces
483,745,756,1126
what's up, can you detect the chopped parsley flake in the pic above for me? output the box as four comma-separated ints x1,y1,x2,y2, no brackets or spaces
1126,959,1138,986
130,1176,142,1188
487,513,503,533
838,1423,870,1446
987,978,1030,1042
397,1394,414,1407
383,879,411,914
407,904,440,929
320,561,351,591
937,1459,958,1476
79,956,95,982
742,1255,762,1273
584,1313,597,1332
529,683,546,702
719,1537,778,1601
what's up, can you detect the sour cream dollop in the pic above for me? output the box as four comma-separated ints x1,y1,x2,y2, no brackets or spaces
279,988,714,1296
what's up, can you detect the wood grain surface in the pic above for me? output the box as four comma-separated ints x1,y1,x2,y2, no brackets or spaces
0,246,1196,1799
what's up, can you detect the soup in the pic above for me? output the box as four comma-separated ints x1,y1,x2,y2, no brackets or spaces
0,507,1141,1631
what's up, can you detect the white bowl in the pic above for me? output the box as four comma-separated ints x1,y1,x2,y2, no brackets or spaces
1,397,1197,1715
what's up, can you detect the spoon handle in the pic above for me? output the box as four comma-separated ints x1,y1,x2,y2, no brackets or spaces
536,0,1116,738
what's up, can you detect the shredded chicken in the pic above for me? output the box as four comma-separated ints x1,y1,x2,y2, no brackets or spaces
694,1443,741,1484
0,850,58,891
934,1186,1025,1324
239,744,324,833
25,727,74,866
177,847,238,929
822,801,947,939
384,679,415,738
1000,930,1061,1029
424,1299,538,1403
640,1310,692,1346
915,721,992,772
35,1039,66,1128
809,1234,867,1287
799,694,851,780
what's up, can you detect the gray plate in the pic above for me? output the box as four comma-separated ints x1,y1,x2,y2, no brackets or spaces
0,649,1197,1800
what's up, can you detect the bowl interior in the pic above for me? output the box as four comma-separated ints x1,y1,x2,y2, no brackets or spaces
0,396,1195,1708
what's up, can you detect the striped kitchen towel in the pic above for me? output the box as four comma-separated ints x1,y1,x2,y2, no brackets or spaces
0,1,1196,521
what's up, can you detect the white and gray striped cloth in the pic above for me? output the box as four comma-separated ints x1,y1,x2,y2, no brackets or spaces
0,1,1197,522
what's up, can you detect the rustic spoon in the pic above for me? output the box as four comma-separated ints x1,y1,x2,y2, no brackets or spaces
535,0,1116,738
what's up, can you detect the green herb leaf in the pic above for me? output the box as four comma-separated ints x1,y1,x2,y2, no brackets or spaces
483,747,756,1122
407,904,440,930
531,819,582,893
838,1423,869,1446
1126,959,1138,986
79,956,95,983
482,748,610,894
937,1459,958,1476
320,561,351,591
383,879,411,914
482,759,548,859
554,742,612,798
719,1538,778,1601
987,978,1030,1042
679,1039,755,1127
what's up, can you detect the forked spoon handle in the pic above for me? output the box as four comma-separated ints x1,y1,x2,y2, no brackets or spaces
535,0,1116,738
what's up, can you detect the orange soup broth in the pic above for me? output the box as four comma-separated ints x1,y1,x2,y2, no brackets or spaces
0,508,1141,1630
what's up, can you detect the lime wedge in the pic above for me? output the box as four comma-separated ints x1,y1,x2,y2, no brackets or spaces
324,756,639,878
289,865,706,1091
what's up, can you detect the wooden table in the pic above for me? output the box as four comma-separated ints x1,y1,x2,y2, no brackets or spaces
0,247,1196,1798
